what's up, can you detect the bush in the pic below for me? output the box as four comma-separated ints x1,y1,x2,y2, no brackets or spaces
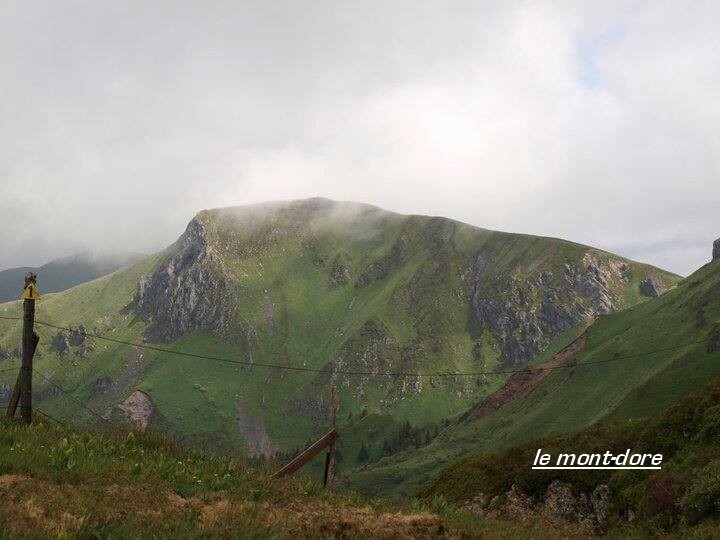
681,460,720,524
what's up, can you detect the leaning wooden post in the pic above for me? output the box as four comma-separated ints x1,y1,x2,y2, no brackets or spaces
323,387,339,487
19,272,40,424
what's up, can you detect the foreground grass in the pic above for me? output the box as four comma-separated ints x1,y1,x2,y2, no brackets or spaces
0,418,570,539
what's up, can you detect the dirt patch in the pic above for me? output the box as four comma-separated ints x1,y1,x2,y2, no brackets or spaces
116,389,157,430
473,332,588,420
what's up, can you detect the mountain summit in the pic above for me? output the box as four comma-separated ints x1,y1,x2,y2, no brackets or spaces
0,198,679,456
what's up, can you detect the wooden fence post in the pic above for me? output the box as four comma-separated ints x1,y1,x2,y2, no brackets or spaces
15,273,40,424
323,387,339,487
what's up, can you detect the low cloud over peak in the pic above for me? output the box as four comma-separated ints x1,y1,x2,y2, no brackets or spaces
1,1,718,275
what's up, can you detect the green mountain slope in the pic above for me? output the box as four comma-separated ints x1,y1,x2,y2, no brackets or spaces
0,199,678,464
419,376,720,534
344,251,719,499
0,251,144,303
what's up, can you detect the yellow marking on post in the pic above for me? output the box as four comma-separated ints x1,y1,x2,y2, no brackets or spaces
20,284,41,300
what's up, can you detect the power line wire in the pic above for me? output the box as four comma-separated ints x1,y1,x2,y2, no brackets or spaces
0,315,710,378
0,367,20,374
34,367,111,425
35,407,67,426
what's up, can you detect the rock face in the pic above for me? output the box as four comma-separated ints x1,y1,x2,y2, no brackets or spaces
471,250,636,365
713,238,720,261
133,215,253,342
117,390,156,430
51,326,92,358
640,275,667,297
464,481,611,532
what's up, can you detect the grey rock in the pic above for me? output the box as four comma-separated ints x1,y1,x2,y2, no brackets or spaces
470,250,635,365
51,326,87,357
504,484,535,522
713,238,720,261
329,258,352,288
591,485,611,528
133,215,255,343
640,276,667,297
544,480,583,524
542,481,608,531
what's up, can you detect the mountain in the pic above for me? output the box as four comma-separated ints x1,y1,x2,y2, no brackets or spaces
343,241,720,499
0,251,145,303
0,199,678,462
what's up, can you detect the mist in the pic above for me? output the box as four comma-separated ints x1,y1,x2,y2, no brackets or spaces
1,1,718,275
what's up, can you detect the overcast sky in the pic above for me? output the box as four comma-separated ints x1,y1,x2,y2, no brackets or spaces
1,1,718,276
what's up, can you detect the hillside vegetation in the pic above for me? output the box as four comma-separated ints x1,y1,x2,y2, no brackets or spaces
345,255,720,499
0,199,677,464
421,376,720,535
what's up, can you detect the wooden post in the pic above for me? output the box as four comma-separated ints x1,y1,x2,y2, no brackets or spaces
323,387,339,487
272,429,338,478
19,273,39,424
6,332,38,418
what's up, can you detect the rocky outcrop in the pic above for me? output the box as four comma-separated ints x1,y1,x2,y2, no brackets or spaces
713,238,720,261
470,250,639,365
464,481,611,532
133,215,254,342
116,390,156,431
305,318,420,410
640,275,668,297
328,252,353,288
51,326,93,358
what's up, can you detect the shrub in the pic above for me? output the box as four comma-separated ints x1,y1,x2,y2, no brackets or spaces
681,460,720,524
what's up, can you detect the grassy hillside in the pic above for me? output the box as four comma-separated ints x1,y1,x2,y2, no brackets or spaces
420,377,720,535
0,251,144,303
344,256,719,499
0,416,588,538
0,199,677,469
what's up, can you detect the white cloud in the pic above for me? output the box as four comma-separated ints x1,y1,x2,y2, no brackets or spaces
0,1,718,275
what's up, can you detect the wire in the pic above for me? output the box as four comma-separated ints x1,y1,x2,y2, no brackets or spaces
35,407,67,426
0,315,710,378
33,367,111,425
0,366,20,374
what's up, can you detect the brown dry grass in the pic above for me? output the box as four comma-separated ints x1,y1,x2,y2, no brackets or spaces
0,473,449,538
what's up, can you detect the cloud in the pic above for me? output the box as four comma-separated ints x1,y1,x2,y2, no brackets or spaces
0,1,718,275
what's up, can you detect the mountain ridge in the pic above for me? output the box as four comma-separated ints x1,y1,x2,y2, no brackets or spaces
0,251,145,303
0,198,680,464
